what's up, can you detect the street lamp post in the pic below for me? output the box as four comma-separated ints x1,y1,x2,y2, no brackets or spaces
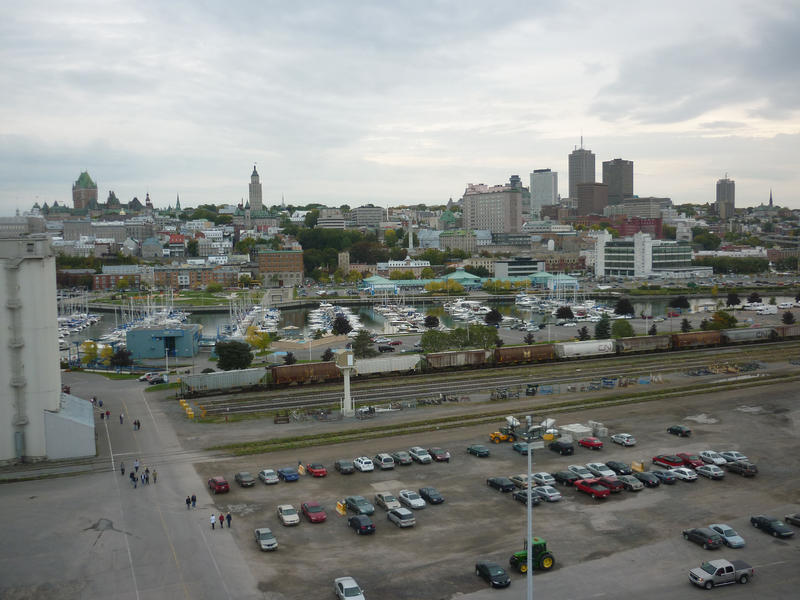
526,415,533,600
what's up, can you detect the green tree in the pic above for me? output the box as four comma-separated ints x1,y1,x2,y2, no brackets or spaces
420,330,451,353
769,297,776,305
331,315,352,335
109,348,133,367
99,345,114,366
239,274,252,288
245,327,272,354
523,332,535,345
710,310,737,330
424,315,440,329
747,292,761,304
384,230,398,246
420,267,435,279
699,319,710,330
206,283,223,293
80,341,98,365
611,319,634,338
556,306,574,320
782,311,796,324
215,341,253,370
389,270,415,280
681,318,691,333
669,296,691,310
578,326,590,341
648,323,658,336
467,324,500,349
352,330,378,358
595,314,611,339
346,270,363,284
465,266,491,278
186,239,199,257
726,292,740,307
303,210,319,228
283,351,297,365
115,277,130,290
662,225,677,240
615,298,634,315
321,348,334,361
313,329,325,340
484,309,503,326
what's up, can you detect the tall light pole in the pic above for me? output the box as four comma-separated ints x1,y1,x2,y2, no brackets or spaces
526,415,533,600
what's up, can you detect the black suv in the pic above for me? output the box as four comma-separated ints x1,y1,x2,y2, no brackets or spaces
334,459,355,474
347,515,375,535
548,440,574,456
682,527,724,549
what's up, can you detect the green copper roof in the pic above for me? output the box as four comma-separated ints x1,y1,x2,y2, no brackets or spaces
74,171,97,189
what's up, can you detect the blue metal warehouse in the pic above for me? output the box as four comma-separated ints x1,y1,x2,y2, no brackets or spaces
126,324,202,359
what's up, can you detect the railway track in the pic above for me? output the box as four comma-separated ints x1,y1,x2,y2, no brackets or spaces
193,341,800,416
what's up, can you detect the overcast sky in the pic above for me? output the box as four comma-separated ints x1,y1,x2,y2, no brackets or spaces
1,0,799,214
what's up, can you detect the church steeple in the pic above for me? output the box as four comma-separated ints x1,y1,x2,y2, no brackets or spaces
769,189,773,207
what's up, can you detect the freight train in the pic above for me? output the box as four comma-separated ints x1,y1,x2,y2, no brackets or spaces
180,324,800,397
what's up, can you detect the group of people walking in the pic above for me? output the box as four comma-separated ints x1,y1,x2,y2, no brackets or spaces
210,513,232,529
121,459,156,488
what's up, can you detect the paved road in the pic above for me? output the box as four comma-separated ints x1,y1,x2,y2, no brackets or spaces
0,375,262,600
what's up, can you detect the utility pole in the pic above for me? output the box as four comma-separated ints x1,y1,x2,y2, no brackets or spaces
526,415,533,600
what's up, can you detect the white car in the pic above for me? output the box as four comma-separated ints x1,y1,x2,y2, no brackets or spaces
374,492,401,511
532,486,562,502
719,451,748,463
334,576,365,600
509,473,530,488
586,462,616,478
567,465,593,479
276,504,300,526
353,457,374,472
699,450,727,466
669,467,698,481
138,371,159,382
709,523,745,548
610,433,636,447
258,469,279,485
696,464,725,480
398,489,426,509
531,472,556,486
408,447,432,464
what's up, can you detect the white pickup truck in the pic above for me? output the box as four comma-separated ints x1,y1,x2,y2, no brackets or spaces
688,559,754,589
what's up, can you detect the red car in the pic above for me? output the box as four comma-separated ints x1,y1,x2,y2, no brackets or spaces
596,477,624,493
578,437,604,450
573,478,611,499
301,501,327,523
676,452,704,469
388,340,402,345
305,463,328,477
208,476,230,494
427,447,451,462
652,454,684,468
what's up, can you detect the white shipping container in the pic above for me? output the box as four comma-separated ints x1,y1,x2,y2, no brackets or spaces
354,355,420,376
555,340,615,359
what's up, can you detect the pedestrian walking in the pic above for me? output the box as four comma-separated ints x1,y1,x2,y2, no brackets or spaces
210,514,216,530
218,514,224,530
120,462,125,476
105,410,110,420
145,467,150,481
130,472,136,488
99,412,104,421
140,473,145,485
119,414,124,425
152,469,157,484
191,494,196,508
137,419,142,431
134,459,140,473
144,471,149,485
98,399,103,407
226,513,232,528
186,496,191,510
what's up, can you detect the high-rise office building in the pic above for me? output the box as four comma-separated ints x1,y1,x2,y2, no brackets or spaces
568,140,595,199
716,177,735,220
530,169,558,218
576,183,609,216
602,158,634,205
461,178,523,234
249,165,263,212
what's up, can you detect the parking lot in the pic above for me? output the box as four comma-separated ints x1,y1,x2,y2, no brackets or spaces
196,379,800,599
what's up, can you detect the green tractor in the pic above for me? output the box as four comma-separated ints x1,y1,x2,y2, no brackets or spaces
509,537,555,573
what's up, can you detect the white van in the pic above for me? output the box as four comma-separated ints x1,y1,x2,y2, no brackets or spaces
757,305,778,315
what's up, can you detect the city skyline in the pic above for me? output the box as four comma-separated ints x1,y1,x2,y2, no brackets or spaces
1,1,799,214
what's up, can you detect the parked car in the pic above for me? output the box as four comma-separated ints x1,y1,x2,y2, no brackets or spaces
409,447,433,464
467,444,490,457
398,489,426,509
305,463,328,477
597,476,624,493
573,478,611,500
784,513,800,527
553,470,580,486
699,450,727,466
148,375,166,385
258,469,279,484
509,473,531,489
578,437,604,450
334,576,365,600
696,464,725,480
345,496,375,516
725,460,758,477
512,441,530,454
254,527,278,551
512,489,542,505
374,492,401,510
652,454,684,468
709,523,745,548
667,425,692,437
548,440,574,456
372,453,395,470
617,475,644,491
633,472,660,488
670,467,698,481
683,527,724,549
586,462,616,478
353,457,375,472
750,515,795,538
334,459,355,474
138,372,159,382
301,501,327,523
720,451,748,463
347,515,375,535
428,447,450,462
677,452,704,469
650,469,677,484
234,471,256,487
277,467,299,482
378,345,395,353
387,507,416,528
532,486,562,502
207,476,229,494
391,450,413,465
531,472,556,486
419,487,444,504
277,504,300,526
486,477,516,492
388,340,402,345
567,465,593,479
475,561,511,588
610,433,636,446
605,460,632,475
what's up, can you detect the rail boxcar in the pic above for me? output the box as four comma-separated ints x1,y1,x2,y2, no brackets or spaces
180,367,268,397
424,349,492,370
616,335,671,354
271,361,342,386
494,344,556,365
354,355,420,376
670,331,722,349
721,327,777,344
775,324,800,339
554,340,615,359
